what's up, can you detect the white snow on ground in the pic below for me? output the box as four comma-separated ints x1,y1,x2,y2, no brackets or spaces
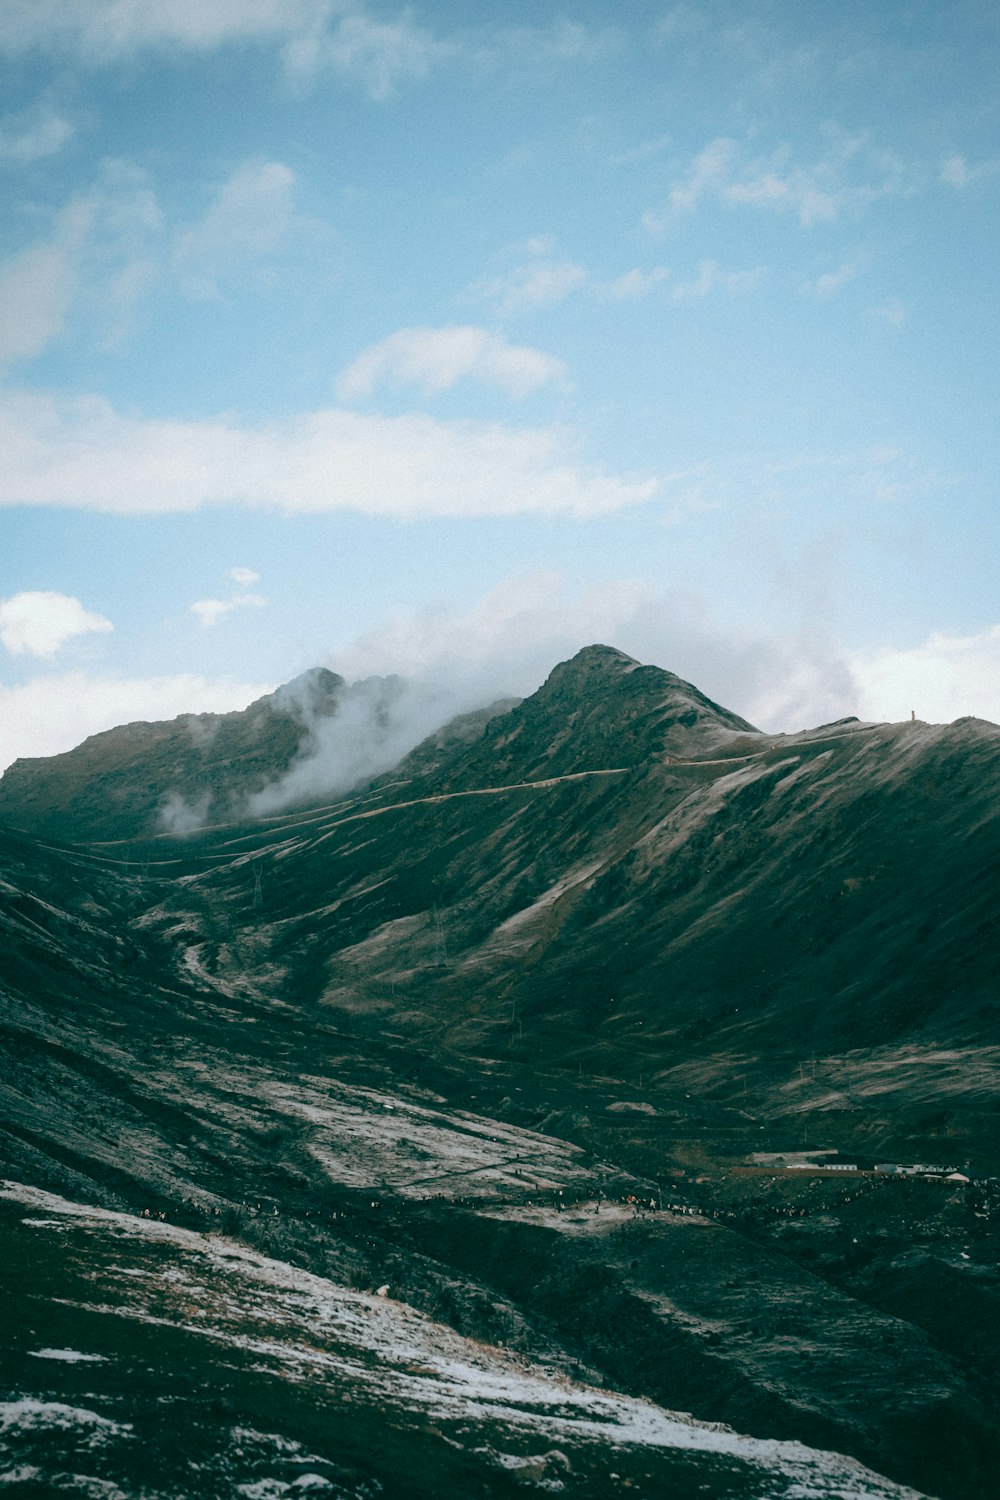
0,1400,131,1447
1,1180,924,1499
256,1075,594,1198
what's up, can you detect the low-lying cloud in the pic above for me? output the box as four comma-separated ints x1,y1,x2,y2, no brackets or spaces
246,672,493,818
328,572,1000,732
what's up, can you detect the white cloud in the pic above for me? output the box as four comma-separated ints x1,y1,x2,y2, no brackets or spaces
0,99,74,162
0,241,78,364
0,154,299,354
872,298,909,328
671,259,764,300
229,566,261,589
851,625,1000,726
801,259,862,298
333,572,1000,735
0,2,446,100
192,566,267,626
283,6,447,98
191,593,267,628
940,153,1000,189
601,266,670,300
329,571,858,733
0,670,273,772
940,155,972,188
337,326,567,400
0,591,112,659
658,136,737,220
0,389,657,518
473,18,623,73
0,3,617,97
472,255,588,317
0,2,326,60
647,133,910,231
0,161,165,364
174,159,301,297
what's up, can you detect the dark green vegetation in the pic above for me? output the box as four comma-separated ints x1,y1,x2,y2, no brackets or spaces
2,645,999,1498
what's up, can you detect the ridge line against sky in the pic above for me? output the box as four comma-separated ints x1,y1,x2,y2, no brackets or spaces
1,0,998,771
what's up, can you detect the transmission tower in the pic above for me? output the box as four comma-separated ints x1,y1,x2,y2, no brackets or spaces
252,862,263,912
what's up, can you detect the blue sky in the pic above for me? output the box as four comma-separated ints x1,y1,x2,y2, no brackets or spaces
1,0,998,769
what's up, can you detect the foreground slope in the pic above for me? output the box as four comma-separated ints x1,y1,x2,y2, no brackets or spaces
0,1183,925,1500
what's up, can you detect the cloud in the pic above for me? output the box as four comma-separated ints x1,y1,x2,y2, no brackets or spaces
600,266,670,300
646,133,910,231
191,594,268,628
247,673,474,816
283,6,448,98
0,389,657,518
329,571,859,733
872,298,909,328
337,326,568,400
0,153,302,357
851,625,1000,726
332,572,1000,734
670,259,764,300
470,18,623,75
0,2,447,101
192,566,267,627
801,259,862,298
0,0,311,59
0,591,113,660
472,252,588,317
0,160,165,364
173,159,303,297
0,99,74,162
229,566,261,589
0,241,79,364
0,670,274,772
652,137,737,222
940,154,1000,188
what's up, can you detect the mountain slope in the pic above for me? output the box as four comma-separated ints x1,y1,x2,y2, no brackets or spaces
0,667,506,844
3,645,1000,1500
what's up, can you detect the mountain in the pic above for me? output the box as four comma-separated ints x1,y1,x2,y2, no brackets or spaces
0,669,516,844
414,643,758,790
2,645,999,1500
0,667,347,842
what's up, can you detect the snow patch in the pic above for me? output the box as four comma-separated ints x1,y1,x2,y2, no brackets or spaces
0,1400,131,1447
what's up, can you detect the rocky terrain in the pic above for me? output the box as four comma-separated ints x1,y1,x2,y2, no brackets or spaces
2,645,999,1499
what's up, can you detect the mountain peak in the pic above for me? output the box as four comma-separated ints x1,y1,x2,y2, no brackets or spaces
262,666,346,716
545,644,641,687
